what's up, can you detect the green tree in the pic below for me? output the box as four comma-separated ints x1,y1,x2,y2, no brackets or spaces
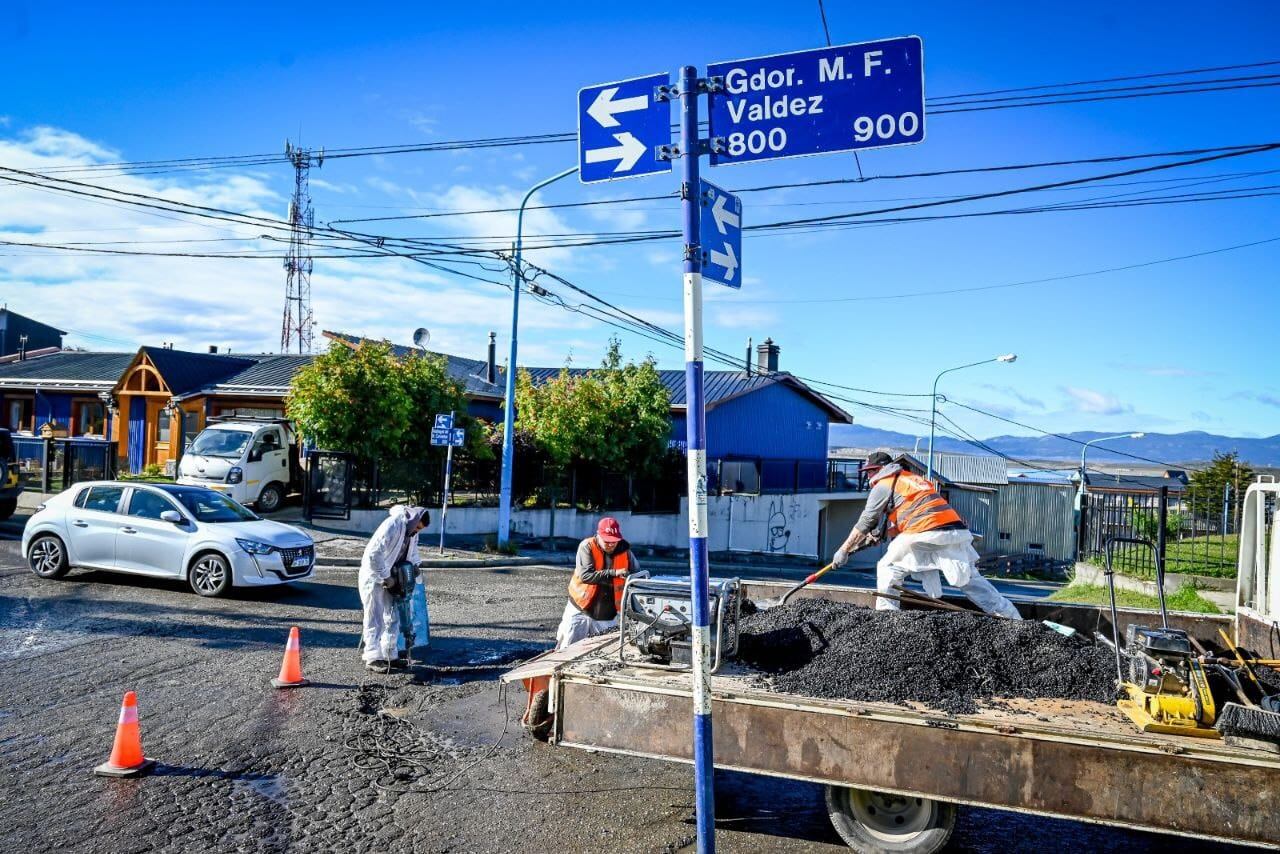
1187,451,1255,517
515,338,672,478
286,341,473,505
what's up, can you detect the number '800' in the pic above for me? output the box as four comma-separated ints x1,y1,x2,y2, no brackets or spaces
726,128,787,157
853,112,921,143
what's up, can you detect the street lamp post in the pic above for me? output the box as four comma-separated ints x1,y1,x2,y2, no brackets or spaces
926,354,1016,481
1076,432,1146,510
497,165,579,549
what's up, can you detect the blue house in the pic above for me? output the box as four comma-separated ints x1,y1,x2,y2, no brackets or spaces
0,350,134,437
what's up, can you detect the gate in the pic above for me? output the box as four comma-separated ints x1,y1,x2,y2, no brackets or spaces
304,451,354,521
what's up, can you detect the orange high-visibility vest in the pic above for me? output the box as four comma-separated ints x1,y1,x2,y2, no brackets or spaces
885,472,964,535
567,539,631,612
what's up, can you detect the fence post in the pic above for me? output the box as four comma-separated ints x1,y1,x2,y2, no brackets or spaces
40,438,51,494
1076,493,1088,559
1156,485,1169,587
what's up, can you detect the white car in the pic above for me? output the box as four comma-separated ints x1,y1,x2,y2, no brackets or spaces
23,481,316,597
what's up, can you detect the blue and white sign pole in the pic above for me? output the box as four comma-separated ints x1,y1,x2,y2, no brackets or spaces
440,411,455,555
677,63,716,854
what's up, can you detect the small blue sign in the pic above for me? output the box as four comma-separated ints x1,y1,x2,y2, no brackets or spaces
707,36,924,166
578,73,672,184
449,428,466,447
699,179,742,289
433,413,453,431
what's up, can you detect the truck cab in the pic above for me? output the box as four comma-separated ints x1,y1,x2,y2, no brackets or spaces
176,419,298,513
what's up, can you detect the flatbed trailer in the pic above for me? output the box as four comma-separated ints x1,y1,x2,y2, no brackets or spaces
504,581,1280,852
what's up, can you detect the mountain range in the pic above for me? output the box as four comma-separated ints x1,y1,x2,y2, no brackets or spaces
828,424,1280,467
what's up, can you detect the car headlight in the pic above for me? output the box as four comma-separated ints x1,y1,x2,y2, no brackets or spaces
227,466,243,484
236,538,275,555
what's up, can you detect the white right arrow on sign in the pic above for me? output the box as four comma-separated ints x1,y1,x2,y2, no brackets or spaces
708,243,738,281
584,132,647,173
711,193,739,235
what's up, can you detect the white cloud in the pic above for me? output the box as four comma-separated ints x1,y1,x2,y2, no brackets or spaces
1061,386,1134,415
0,125,598,357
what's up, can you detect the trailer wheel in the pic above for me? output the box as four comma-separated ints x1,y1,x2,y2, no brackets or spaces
825,786,956,854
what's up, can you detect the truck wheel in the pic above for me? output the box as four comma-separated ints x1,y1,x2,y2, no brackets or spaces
0,498,16,520
28,534,70,579
257,483,284,514
825,786,956,854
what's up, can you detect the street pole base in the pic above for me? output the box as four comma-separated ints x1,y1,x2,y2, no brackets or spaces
94,758,157,778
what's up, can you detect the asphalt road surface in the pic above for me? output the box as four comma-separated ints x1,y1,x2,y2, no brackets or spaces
0,539,1254,853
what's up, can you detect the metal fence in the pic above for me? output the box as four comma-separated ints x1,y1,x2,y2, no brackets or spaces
710,458,868,495
11,436,117,493
1080,485,1238,578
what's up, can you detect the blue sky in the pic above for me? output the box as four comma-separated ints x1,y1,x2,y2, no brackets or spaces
1,2,1278,441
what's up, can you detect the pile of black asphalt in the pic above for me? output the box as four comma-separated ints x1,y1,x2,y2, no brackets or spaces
737,597,1117,714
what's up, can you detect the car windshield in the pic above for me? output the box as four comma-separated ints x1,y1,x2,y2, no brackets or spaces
189,429,253,459
170,489,259,523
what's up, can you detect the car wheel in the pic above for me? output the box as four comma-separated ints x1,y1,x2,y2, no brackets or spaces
189,552,232,597
28,535,70,579
257,483,284,514
0,498,16,520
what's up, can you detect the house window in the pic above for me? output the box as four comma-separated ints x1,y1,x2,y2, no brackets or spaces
6,398,32,432
75,401,106,437
156,412,172,444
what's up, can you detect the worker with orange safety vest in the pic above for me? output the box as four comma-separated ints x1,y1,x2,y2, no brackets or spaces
832,451,1021,619
555,517,642,649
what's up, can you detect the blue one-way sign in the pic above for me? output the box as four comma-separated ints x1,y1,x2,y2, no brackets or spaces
699,179,741,288
578,73,672,184
707,36,924,166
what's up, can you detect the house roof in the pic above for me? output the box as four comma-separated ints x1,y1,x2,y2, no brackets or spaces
1083,471,1188,493
886,451,1009,486
139,346,258,396
0,350,135,390
324,332,503,398
209,355,315,395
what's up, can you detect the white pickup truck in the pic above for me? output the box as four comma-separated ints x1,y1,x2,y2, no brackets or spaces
176,419,300,512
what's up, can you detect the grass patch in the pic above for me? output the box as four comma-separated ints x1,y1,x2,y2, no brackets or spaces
1049,582,1221,614
1096,533,1238,579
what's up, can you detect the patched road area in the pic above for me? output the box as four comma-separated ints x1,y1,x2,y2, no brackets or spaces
0,542,1252,852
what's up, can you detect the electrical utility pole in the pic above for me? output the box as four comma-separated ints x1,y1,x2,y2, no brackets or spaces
281,141,323,354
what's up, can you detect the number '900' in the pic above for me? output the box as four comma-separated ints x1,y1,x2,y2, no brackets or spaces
853,112,920,143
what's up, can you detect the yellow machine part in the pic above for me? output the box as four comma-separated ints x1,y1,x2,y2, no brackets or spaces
1117,661,1220,739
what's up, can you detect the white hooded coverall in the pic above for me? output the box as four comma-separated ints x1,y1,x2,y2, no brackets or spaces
358,505,424,663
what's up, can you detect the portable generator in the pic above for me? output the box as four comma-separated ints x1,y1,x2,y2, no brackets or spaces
617,574,742,673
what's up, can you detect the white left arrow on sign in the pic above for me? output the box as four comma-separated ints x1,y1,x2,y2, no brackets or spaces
708,243,738,281
586,86,649,128
584,132,647,173
710,194,739,235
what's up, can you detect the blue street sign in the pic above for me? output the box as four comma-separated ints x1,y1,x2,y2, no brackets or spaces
707,36,924,166
699,179,741,288
434,413,453,430
449,428,466,447
578,73,672,184
430,429,450,446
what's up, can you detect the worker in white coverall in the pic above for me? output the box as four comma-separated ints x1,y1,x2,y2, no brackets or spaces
555,517,640,649
359,505,429,672
832,451,1021,619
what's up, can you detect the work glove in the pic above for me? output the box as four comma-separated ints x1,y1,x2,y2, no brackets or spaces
832,546,850,568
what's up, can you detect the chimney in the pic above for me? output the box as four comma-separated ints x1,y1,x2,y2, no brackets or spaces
18,334,28,362
208,345,219,354
745,337,753,376
486,331,497,384
756,337,780,373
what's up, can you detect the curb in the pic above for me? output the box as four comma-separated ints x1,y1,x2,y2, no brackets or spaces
314,555,560,569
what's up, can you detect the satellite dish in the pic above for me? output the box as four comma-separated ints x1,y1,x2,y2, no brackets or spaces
412,328,431,351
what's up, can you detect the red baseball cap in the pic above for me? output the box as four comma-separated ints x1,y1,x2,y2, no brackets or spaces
597,517,623,543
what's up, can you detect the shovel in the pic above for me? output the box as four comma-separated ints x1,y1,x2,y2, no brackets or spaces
759,542,875,609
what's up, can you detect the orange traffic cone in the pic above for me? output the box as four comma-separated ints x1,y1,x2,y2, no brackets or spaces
94,691,156,777
271,626,309,688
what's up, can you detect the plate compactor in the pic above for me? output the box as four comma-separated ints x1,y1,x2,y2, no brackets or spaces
1104,537,1219,738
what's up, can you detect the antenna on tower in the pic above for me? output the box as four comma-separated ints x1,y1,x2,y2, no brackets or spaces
281,140,321,354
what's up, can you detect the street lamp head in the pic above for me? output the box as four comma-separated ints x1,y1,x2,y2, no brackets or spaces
996,353,1017,363
1130,432,1145,439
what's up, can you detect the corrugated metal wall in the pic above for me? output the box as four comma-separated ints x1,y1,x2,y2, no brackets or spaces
995,481,1076,561
945,486,998,555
